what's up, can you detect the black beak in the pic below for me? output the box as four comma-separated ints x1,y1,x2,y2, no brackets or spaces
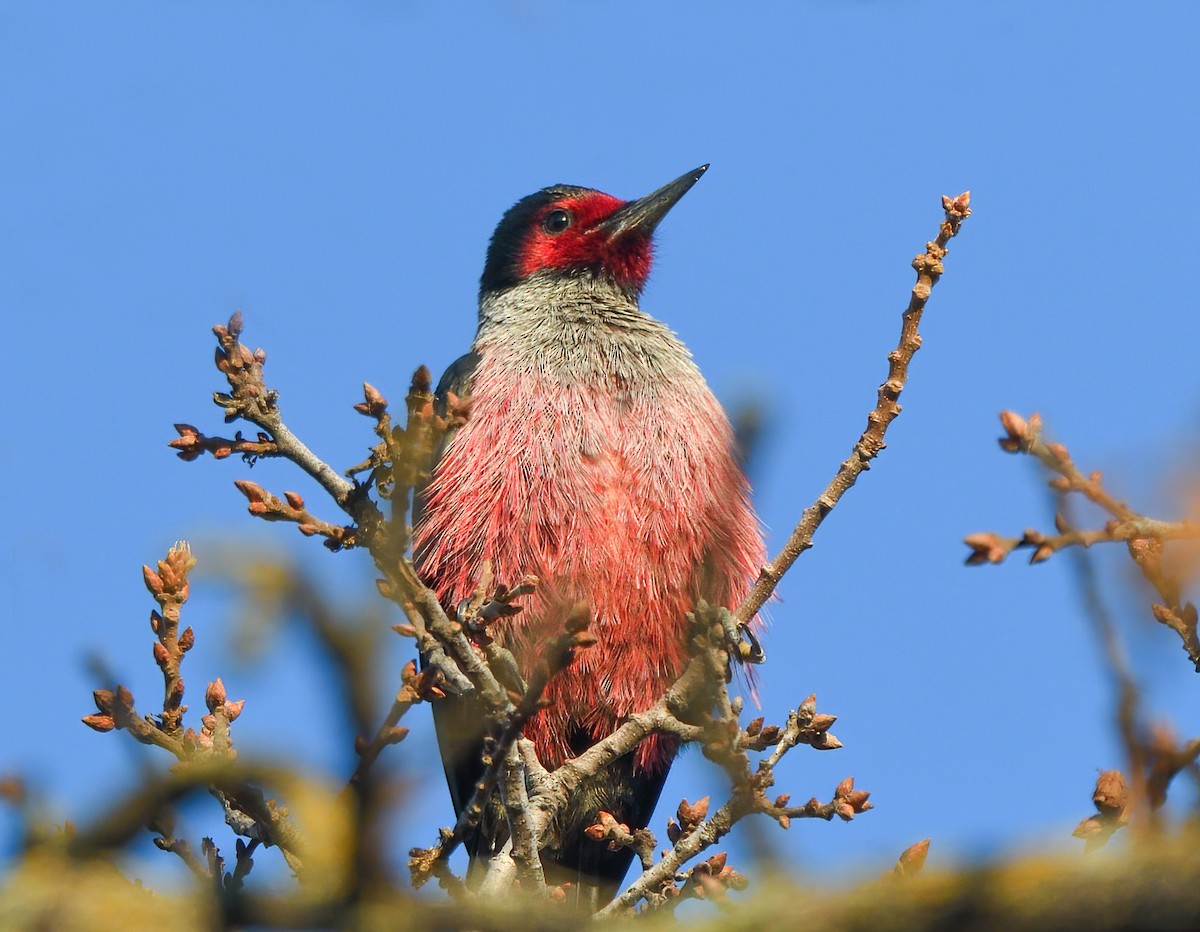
595,165,708,240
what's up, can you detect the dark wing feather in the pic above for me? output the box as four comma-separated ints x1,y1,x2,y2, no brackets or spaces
412,352,498,856
548,732,673,909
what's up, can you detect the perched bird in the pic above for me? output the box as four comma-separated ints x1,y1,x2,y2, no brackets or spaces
413,166,764,903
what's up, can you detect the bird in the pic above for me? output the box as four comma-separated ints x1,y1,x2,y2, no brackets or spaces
413,165,764,905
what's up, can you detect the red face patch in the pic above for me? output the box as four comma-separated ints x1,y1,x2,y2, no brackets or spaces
518,192,655,292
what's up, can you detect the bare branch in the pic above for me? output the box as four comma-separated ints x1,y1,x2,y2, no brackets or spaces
966,411,1200,669
735,191,972,625
210,312,357,507
409,606,596,887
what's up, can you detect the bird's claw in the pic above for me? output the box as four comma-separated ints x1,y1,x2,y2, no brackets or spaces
714,606,765,665
736,622,765,665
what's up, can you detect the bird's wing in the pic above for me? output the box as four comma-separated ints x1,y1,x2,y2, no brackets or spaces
550,734,674,909
412,351,499,853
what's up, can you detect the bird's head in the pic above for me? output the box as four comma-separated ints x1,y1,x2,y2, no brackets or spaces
479,165,708,300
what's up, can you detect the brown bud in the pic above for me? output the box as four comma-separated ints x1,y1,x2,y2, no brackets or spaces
565,603,592,634
835,776,855,799
809,713,837,733
846,790,872,810
385,726,410,745
179,627,195,652
895,839,930,877
411,365,432,394
960,534,1008,563
514,575,539,593
82,714,116,732
233,479,267,503
360,382,388,415
835,802,856,821
142,565,164,596
1093,770,1128,814
224,699,245,722
798,694,817,718
284,491,305,510
1030,544,1054,564
998,410,1027,440
93,689,115,713
677,798,700,827
206,679,227,711
745,716,764,737
235,343,255,367
1072,815,1104,839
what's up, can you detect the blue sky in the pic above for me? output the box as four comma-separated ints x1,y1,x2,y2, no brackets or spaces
4,1,1200,893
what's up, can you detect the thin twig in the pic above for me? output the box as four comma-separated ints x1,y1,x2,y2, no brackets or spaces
966,411,1200,669
734,191,971,625
211,312,357,508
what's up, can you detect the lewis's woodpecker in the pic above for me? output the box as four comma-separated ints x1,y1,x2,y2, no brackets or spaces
414,165,764,901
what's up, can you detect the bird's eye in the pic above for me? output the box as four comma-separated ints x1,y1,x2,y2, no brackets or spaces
542,208,573,234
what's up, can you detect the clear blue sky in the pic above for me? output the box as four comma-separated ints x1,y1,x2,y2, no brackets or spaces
4,1,1200,892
